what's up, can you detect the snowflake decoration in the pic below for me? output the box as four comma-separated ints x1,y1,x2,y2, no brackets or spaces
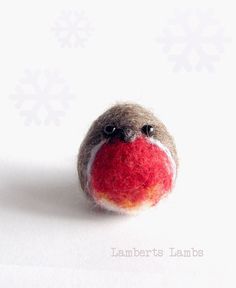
158,9,230,72
52,10,92,48
11,70,74,126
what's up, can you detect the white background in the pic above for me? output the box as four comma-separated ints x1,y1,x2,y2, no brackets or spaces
0,0,235,287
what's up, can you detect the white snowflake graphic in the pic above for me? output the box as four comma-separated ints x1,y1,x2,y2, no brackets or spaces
11,70,74,126
52,10,92,48
158,9,230,72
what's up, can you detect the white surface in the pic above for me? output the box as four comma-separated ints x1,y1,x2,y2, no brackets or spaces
0,0,235,287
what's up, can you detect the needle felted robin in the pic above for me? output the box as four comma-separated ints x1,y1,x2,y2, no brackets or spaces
78,103,178,214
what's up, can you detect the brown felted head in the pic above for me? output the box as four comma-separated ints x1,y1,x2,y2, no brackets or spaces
78,103,178,214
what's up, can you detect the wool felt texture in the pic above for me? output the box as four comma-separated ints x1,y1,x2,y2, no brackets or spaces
78,103,178,214
91,137,174,209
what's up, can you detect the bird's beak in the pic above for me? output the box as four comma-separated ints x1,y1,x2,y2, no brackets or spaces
115,127,135,142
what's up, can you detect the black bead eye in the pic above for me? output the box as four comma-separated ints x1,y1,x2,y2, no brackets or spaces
141,125,154,137
103,125,116,136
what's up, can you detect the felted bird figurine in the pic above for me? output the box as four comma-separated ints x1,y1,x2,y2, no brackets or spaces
78,103,178,214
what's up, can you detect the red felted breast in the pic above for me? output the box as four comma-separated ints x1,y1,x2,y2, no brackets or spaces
90,137,174,208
